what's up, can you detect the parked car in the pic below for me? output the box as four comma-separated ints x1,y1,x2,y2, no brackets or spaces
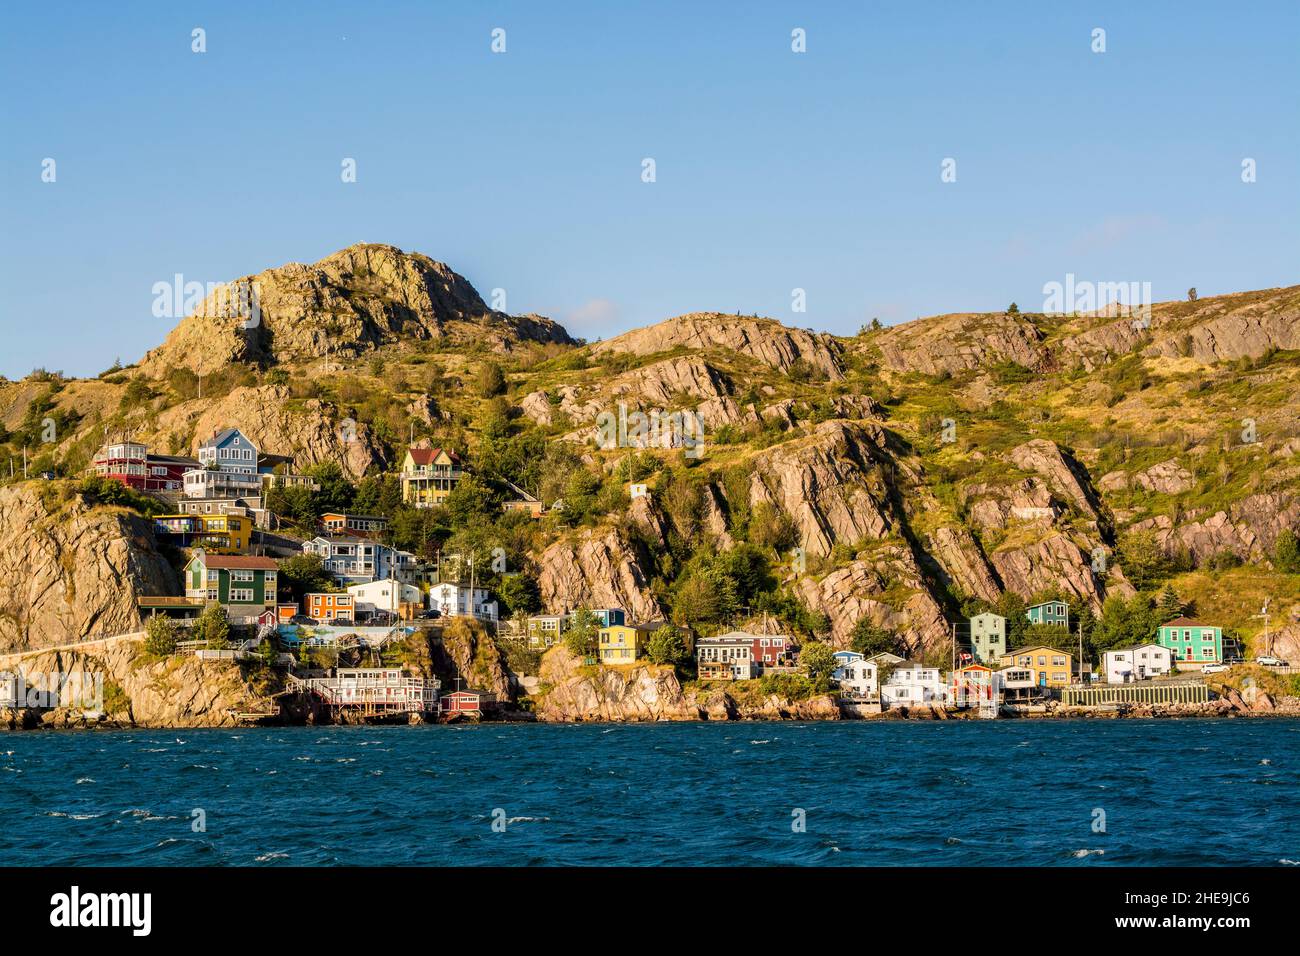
1256,656,1289,667
331,617,354,627
1202,664,1229,674
290,615,317,625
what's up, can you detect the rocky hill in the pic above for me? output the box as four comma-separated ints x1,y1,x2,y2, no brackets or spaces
1,245,1297,666
139,243,572,377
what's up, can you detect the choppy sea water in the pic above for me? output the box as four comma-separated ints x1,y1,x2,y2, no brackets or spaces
2,720,1298,866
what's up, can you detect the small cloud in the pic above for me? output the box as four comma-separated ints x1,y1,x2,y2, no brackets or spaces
565,298,621,336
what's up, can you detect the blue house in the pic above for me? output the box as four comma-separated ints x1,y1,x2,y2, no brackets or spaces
1026,600,1070,628
569,608,625,629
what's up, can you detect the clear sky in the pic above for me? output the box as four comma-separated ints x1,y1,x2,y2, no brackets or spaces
1,1,1296,378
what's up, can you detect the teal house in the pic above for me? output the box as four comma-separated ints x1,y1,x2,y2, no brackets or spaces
1155,617,1223,665
1026,600,1070,628
184,549,279,622
968,612,1007,664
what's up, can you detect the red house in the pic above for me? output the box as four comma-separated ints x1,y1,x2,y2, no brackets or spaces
712,631,795,666
440,689,494,717
93,440,197,493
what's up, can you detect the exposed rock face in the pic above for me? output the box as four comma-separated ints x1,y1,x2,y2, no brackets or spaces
1008,439,1104,526
873,312,1046,375
536,528,664,621
793,547,949,655
155,384,385,479
989,533,1127,608
1145,308,1300,364
536,647,699,721
139,243,572,376
925,526,1002,603
533,646,840,722
542,355,758,439
1132,459,1196,495
1057,317,1149,372
1130,493,1300,566
748,420,897,557
963,477,1060,533
7,640,268,728
0,485,176,653
592,313,845,380
433,618,514,702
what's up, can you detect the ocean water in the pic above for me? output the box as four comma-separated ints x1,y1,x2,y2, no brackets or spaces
1,720,1298,866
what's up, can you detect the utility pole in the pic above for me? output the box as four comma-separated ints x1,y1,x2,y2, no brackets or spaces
1254,599,1272,658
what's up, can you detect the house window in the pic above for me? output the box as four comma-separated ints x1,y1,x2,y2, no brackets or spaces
230,589,254,603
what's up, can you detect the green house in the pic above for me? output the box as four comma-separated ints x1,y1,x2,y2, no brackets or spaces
1026,600,1070,628
1156,617,1223,665
969,612,1007,665
184,550,279,621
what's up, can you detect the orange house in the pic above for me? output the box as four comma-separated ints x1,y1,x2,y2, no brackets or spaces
304,592,355,623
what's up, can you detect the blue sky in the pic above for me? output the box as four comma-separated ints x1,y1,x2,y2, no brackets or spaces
1,1,1296,378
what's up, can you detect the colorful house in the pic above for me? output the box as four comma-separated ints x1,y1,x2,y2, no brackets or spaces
184,428,263,499
183,550,279,622
304,592,355,623
154,512,252,552
400,447,463,508
569,608,626,630
997,645,1074,688
951,663,998,706
440,689,494,717
1155,618,1223,667
321,512,389,536
92,440,197,493
695,633,759,680
969,612,1007,664
527,614,569,647
597,622,660,665
1026,600,1070,628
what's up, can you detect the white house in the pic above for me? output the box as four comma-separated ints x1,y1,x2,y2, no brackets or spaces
997,665,1040,703
347,579,423,618
1104,643,1173,684
629,482,650,500
832,651,878,701
429,582,497,622
184,428,263,499
880,662,949,709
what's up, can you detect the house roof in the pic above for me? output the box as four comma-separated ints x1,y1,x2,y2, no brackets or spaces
146,453,200,466
1105,642,1166,655
198,554,278,571
322,512,386,522
1002,645,1073,657
1162,617,1214,628
202,427,253,449
1027,600,1067,609
406,446,461,466
866,652,904,664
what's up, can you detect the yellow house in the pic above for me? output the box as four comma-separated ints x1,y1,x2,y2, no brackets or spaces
400,447,463,508
998,645,1075,689
598,623,660,665
154,513,252,552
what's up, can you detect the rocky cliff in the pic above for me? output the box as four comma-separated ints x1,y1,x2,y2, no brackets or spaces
0,485,176,653
139,243,572,376
2,639,272,729
533,646,839,722
592,312,845,380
